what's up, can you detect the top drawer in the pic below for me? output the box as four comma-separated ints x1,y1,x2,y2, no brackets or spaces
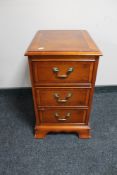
31,60,95,86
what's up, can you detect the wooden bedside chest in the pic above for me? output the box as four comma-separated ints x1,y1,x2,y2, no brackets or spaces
25,30,102,139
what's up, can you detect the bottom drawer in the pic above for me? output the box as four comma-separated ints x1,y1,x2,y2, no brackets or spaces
38,108,87,124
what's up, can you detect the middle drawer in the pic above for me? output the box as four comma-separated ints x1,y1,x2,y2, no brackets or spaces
35,87,91,107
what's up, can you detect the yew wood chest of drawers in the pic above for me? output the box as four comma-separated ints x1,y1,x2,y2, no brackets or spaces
25,30,102,139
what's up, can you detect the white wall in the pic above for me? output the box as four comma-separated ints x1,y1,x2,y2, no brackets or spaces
0,0,117,87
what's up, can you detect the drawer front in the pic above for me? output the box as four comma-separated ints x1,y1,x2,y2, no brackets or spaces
38,108,87,124
32,60,94,85
35,87,90,106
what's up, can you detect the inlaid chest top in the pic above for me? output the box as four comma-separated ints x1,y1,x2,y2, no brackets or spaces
25,30,102,56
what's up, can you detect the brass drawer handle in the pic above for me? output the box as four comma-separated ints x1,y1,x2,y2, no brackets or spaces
54,112,71,121
54,92,72,103
53,67,74,78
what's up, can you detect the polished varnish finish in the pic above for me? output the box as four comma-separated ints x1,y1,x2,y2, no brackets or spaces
38,107,87,124
35,87,90,107
31,58,94,85
25,30,102,139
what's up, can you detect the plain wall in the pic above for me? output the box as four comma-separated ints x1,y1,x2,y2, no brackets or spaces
0,0,117,87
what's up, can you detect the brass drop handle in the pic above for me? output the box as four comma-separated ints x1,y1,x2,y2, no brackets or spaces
54,112,71,121
52,67,74,78
54,92,72,103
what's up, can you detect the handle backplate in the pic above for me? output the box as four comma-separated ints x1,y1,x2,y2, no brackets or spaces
53,67,74,78
54,112,71,121
54,92,72,103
